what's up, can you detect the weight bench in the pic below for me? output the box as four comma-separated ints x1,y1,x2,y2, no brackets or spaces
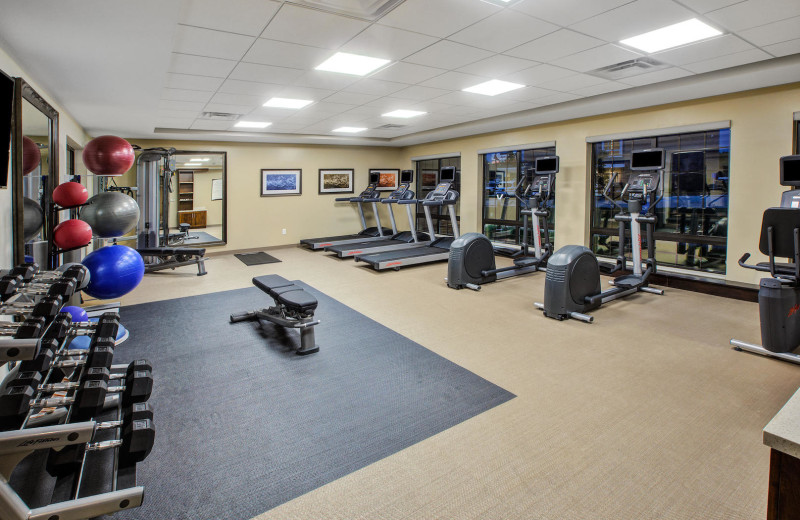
137,248,207,276
229,275,319,355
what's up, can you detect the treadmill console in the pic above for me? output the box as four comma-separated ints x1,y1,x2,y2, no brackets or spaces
387,183,411,200
429,182,452,199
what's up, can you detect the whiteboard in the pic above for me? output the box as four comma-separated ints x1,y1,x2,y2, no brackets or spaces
211,178,223,201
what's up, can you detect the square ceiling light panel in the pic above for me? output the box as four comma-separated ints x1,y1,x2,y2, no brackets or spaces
234,121,272,128
315,52,391,76
463,79,525,96
382,109,427,118
264,97,314,109
620,19,722,53
333,126,368,132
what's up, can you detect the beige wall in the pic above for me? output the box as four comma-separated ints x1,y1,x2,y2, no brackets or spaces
401,83,800,285
189,169,223,227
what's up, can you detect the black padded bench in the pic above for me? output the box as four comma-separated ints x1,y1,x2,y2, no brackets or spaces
229,275,319,355
137,248,207,276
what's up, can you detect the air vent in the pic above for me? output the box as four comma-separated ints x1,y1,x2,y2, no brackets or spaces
375,124,406,129
287,0,405,20
199,112,240,121
588,57,668,80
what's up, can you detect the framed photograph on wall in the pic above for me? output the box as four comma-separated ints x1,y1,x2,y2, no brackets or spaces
261,169,301,196
370,168,399,191
421,169,437,189
319,168,354,194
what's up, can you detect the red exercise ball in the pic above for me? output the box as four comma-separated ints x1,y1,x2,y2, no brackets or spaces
53,181,89,208
22,136,41,175
53,219,93,250
82,135,134,176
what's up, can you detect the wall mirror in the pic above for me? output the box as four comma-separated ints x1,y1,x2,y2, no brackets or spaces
12,78,59,266
169,151,226,246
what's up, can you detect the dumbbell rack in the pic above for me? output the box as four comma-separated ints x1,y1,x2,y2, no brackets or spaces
0,264,152,520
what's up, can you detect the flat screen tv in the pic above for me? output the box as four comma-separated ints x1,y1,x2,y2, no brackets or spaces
0,71,13,188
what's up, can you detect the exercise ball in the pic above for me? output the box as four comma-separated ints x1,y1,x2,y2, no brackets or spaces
80,191,140,238
57,262,91,290
81,245,144,299
22,136,41,175
82,135,135,176
53,219,93,250
53,181,89,207
22,197,44,242
61,305,89,323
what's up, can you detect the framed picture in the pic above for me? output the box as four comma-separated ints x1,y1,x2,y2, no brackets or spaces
261,169,301,196
421,169,437,189
370,168,399,191
319,168,354,194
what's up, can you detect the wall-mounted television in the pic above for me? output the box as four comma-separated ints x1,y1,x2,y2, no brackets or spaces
0,70,13,188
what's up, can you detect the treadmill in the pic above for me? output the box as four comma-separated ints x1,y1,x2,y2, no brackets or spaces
325,170,432,258
300,172,393,250
354,166,460,271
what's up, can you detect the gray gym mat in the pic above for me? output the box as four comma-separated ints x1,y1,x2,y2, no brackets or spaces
234,251,281,265
183,230,221,244
113,284,514,520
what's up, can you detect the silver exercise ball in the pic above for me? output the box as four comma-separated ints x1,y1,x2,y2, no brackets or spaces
23,196,44,242
80,191,140,238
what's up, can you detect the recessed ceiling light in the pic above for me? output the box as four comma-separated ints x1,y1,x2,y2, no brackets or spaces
382,109,426,118
195,158,210,162
263,97,313,109
315,52,391,76
620,18,722,53
463,79,525,96
234,121,272,129
333,127,367,133
184,163,202,167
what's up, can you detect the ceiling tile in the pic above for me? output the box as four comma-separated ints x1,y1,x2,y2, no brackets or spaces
260,4,369,48
155,117,195,129
706,0,800,31
447,10,559,53
419,71,489,90
676,0,745,13
389,85,451,101
763,38,800,57
292,70,361,90
243,39,332,69
179,0,281,36
209,92,264,107
160,109,204,119
533,91,584,105
243,107,296,122
570,0,696,42
504,29,605,63
570,81,630,97
339,24,439,61
511,0,633,27
274,85,337,101
323,91,382,105
169,53,237,78
499,85,563,102
738,16,800,47
297,101,355,116
430,90,518,108
164,73,225,91
501,64,577,86
202,102,254,114
369,62,447,84
457,55,539,77
539,73,608,91
344,78,409,96
159,99,207,112
229,62,305,84
653,35,754,66
617,67,694,86
218,79,285,96
161,88,214,103
267,122,310,132
550,44,642,72
683,48,773,73
377,0,500,38
190,120,236,130
405,40,494,69
173,25,255,60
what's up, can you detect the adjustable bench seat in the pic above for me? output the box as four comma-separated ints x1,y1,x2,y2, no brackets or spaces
252,275,318,313
137,248,207,276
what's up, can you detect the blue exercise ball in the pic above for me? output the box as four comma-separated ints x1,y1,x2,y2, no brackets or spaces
81,245,144,299
61,305,89,322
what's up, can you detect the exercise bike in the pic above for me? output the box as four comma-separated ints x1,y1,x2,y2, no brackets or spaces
447,156,558,290
731,155,800,364
536,149,665,322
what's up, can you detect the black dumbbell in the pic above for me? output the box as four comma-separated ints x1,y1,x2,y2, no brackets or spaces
17,314,73,373
46,403,156,477
0,275,22,299
4,370,44,391
0,295,63,320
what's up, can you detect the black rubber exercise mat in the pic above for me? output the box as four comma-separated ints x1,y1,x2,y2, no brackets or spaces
113,284,515,520
234,251,281,265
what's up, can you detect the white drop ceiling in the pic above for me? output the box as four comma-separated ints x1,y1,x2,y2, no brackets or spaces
0,0,798,147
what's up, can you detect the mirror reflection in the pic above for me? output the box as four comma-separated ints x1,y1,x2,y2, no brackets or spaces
21,98,50,260
169,152,225,246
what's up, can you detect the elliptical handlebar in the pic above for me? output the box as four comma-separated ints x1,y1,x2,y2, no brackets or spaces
602,173,625,214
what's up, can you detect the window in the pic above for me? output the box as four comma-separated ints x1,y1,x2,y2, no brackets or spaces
590,128,730,274
481,146,556,248
413,156,460,236
66,145,75,180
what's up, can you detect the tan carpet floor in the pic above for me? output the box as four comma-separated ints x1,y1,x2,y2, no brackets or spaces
104,246,800,520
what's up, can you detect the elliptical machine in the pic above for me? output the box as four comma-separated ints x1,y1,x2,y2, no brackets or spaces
731,155,800,364
536,149,665,322
447,156,559,290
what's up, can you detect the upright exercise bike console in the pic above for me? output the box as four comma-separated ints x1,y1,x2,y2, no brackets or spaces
536,149,665,322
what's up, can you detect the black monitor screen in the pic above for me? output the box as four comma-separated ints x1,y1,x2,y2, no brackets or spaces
535,156,559,175
400,169,413,183
368,171,380,184
440,166,456,182
631,149,665,170
671,151,705,173
0,72,12,188
781,155,800,187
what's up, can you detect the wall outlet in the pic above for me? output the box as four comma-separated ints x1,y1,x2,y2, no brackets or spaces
282,228,287,235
